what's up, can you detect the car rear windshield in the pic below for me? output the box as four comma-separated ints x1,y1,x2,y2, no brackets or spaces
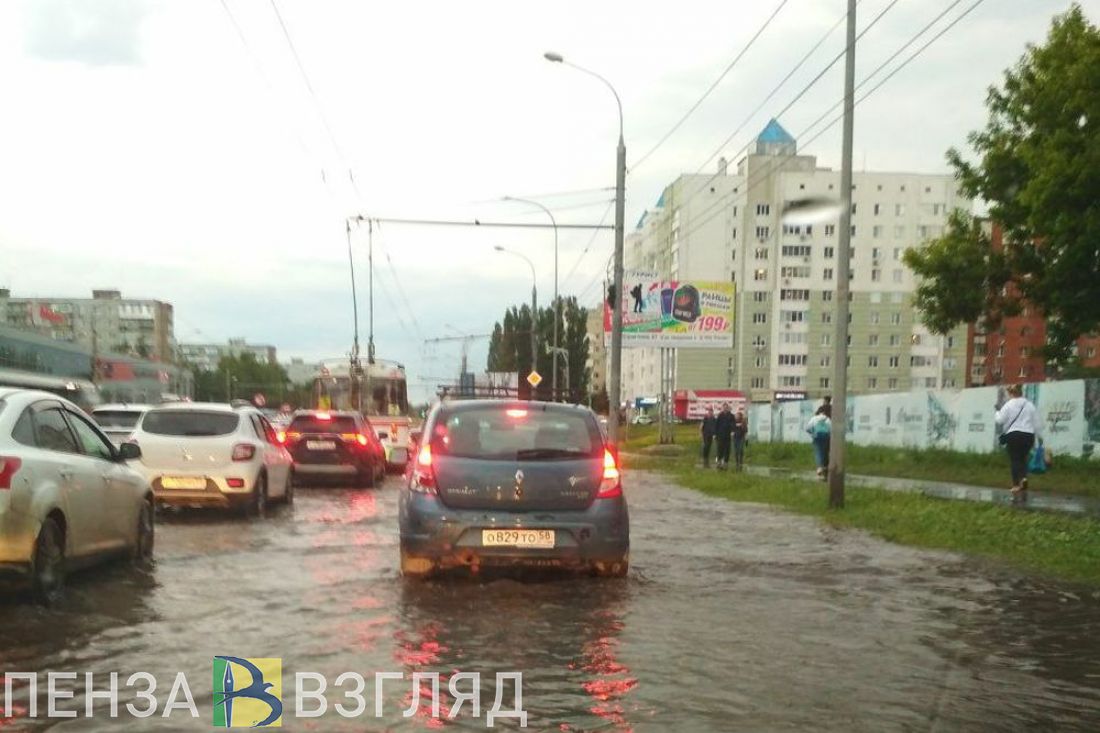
93,410,143,429
430,407,602,460
142,410,239,437
288,415,359,434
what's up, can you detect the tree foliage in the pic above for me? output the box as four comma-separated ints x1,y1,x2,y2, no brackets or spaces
486,297,591,401
906,5,1100,361
191,352,290,403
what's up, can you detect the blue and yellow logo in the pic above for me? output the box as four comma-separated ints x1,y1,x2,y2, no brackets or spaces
213,657,283,728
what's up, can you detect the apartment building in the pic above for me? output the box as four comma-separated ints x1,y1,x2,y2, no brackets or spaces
178,338,278,372
622,119,971,404
0,288,175,362
585,307,607,395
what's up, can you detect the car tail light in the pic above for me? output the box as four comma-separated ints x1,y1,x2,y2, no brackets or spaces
276,431,287,444
390,423,398,440
505,408,528,418
316,412,332,421
232,443,255,461
597,447,622,499
357,434,369,447
286,431,302,442
0,456,22,490
226,477,245,488
409,443,436,494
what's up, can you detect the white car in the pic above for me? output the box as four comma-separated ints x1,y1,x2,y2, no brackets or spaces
631,414,654,425
0,388,155,603
92,404,152,447
128,402,293,515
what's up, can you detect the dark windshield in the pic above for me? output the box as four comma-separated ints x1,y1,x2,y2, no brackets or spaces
142,410,239,437
430,407,602,460
93,410,144,429
289,415,359,434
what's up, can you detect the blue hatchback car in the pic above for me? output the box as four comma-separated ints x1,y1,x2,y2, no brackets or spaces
398,400,629,578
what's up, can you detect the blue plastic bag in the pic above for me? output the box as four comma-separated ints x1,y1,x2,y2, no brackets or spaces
1028,443,1048,474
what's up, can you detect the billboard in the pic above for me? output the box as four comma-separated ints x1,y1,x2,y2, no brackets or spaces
604,270,734,349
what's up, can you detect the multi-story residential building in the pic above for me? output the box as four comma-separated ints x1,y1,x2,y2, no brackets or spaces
0,288,175,362
284,357,321,385
622,119,971,404
966,222,1100,386
585,307,607,395
178,337,278,372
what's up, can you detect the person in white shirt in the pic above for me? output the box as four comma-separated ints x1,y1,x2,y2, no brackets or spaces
805,404,832,479
994,384,1043,500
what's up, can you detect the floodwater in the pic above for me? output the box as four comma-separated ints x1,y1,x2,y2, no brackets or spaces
2,472,1100,731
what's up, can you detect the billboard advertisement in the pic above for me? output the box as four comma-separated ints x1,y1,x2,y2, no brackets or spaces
604,270,734,349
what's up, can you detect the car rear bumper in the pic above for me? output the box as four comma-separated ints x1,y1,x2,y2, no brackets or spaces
385,447,408,469
146,475,257,509
0,509,37,566
293,463,359,476
399,492,629,569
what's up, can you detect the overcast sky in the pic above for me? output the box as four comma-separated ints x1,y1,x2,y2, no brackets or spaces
0,0,1090,400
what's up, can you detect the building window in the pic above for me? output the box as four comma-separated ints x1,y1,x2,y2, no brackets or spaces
933,203,945,215
821,334,831,346
822,290,833,301
780,375,804,387
756,203,771,216
780,289,811,301
910,355,935,367
780,310,806,323
869,334,879,346
851,225,857,237
888,377,899,389
756,226,771,239
868,356,879,368
895,203,905,216
753,291,769,302
752,312,768,324
822,311,833,324
873,225,883,238
889,355,900,368
820,355,832,367
946,335,955,349
820,377,831,389
873,203,881,215
944,357,957,369
781,245,812,257
755,356,767,368
754,268,768,281
889,334,900,346
782,332,808,344
997,344,1005,357
1088,346,1097,359
751,377,766,389
731,228,738,240
824,225,836,237
893,270,904,283
755,247,769,260
824,246,835,258
871,269,882,282
893,247,902,261
778,354,808,366
851,203,858,215
780,266,811,278
894,226,905,239
870,312,880,325
752,335,767,348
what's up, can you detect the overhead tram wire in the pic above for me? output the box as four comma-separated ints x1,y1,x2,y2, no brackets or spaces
373,221,425,342
471,186,615,204
682,0,903,212
562,200,615,289
672,0,991,246
630,0,792,171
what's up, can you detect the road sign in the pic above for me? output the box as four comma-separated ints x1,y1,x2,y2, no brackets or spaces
526,370,542,388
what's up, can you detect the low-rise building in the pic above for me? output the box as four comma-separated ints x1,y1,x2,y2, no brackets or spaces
178,338,278,372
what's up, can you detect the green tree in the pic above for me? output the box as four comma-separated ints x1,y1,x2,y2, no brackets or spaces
904,5,1100,361
486,297,590,401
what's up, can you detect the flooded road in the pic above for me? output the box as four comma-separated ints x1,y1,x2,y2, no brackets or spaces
3,472,1100,731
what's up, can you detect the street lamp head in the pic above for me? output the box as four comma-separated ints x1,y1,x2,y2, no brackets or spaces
543,51,564,63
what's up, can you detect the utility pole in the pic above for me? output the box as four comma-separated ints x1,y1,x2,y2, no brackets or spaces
347,218,363,412
366,219,376,412
828,0,858,509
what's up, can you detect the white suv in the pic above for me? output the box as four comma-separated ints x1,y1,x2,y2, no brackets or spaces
128,402,293,515
0,388,154,603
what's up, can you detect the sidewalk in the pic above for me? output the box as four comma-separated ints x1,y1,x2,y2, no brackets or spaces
740,465,1100,518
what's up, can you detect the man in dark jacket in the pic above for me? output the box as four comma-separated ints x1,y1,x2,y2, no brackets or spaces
715,403,735,470
732,409,748,471
699,407,717,468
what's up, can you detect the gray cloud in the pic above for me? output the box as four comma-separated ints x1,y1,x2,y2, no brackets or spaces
25,0,149,66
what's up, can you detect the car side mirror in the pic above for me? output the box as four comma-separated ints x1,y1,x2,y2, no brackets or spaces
117,442,142,461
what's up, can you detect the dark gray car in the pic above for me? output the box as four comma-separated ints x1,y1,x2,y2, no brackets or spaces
398,400,629,578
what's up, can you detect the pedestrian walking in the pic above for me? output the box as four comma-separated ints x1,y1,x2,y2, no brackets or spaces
995,384,1042,502
806,404,832,479
732,409,748,471
699,407,717,468
715,402,734,470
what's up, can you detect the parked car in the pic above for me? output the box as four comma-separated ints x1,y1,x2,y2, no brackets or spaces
279,410,385,487
127,403,293,515
399,400,629,579
91,403,152,447
631,413,654,425
0,388,154,603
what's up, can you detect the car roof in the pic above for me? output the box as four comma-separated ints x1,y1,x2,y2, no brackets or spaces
147,401,243,414
0,387,76,407
94,403,153,412
292,409,359,417
435,400,595,417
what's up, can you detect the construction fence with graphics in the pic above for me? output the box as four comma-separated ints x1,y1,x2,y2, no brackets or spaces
748,379,1100,460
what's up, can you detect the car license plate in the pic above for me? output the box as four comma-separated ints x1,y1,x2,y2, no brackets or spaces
306,440,336,451
160,476,206,490
481,529,555,549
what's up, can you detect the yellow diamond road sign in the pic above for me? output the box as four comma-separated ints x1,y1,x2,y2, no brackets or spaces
526,370,542,388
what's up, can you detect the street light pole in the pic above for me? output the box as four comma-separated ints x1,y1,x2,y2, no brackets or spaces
504,196,559,400
494,246,538,393
828,0,858,509
545,51,625,445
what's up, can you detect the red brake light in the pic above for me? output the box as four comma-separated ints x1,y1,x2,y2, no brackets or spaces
316,412,332,421
410,443,436,493
276,431,287,444
232,443,256,461
356,434,369,447
0,456,22,490
505,409,528,418
226,477,245,488
286,431,302,442
597,448,622,498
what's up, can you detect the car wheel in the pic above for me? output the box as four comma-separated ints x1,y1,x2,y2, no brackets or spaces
284,471,295,505
245,475,268,518
133,500,155,566
592,555,629,579
32,517,66,605
400,547,435,579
